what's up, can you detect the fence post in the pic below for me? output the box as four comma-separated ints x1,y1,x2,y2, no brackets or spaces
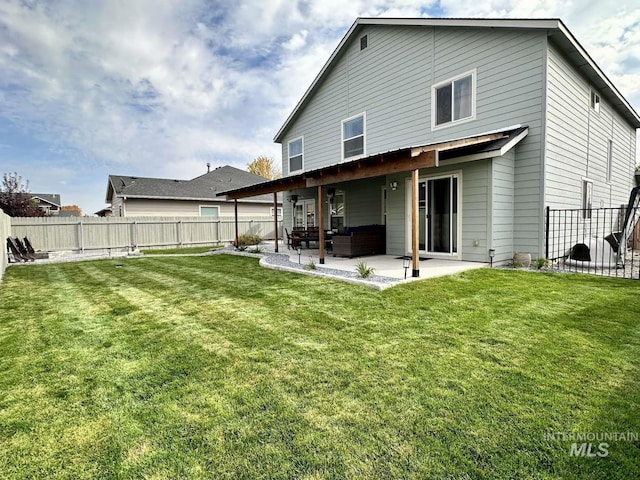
79,220,85,253
177,220,182,247
545,206,550,259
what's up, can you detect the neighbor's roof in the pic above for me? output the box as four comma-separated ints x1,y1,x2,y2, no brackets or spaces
274,17,640,142
30,193,61,207
106,165,283,204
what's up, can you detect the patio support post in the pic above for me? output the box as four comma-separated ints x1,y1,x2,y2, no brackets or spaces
234,199,239,247
411,168,420,277
318,185,325,264
273,192,279,253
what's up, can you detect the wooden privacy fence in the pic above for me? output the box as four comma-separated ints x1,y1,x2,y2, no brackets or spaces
11,216,283,253
1,209,11,280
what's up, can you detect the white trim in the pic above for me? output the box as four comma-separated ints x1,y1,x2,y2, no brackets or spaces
288,136,304,175
341,112,367,161
199,205,220,217
431,69,476,131
405,171,462,259
270,206,283,218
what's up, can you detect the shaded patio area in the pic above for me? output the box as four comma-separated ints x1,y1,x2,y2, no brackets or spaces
259,241,487,281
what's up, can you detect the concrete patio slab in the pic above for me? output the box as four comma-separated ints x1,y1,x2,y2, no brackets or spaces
261,241,487,280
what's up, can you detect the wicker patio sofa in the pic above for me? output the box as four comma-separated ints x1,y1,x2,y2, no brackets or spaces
332,224,386,258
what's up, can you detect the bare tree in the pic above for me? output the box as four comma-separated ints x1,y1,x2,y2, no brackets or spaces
0,172,45,217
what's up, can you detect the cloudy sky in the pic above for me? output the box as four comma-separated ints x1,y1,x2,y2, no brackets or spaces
1,0,639,214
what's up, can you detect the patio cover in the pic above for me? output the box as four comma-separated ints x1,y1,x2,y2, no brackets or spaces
218,125,528,273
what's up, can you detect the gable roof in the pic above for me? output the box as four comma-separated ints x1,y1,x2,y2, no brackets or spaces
274,17,640,142
106,165,282,204
30,193,61,207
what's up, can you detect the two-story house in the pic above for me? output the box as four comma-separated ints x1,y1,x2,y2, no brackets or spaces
221,18,640,276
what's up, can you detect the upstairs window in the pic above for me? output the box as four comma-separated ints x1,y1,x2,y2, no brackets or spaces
590,91,601,113
342,113,365,160
433,71,475,128
288,137,303,174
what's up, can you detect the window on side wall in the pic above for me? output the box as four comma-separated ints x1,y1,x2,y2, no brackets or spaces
288,137,303,174
582,180,593,219
270,207,283,218
433,71,475,128
200,206,219,217
342,114,365,160
590,90,601,113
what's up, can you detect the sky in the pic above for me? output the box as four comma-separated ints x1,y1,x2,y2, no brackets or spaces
1,0,640,215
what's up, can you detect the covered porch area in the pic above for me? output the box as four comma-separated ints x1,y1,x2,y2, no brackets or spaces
219,126,527,278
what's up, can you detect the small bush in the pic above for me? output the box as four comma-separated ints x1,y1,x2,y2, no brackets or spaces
355,261,375,279
534,257,551,270
512,260,524,268
304,257,317,270
235,234,262,251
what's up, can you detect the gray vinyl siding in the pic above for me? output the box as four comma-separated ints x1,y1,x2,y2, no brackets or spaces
490,151,515,261
462,160,490,262
384,160,490,262
279,24,547,259
545,43,636,210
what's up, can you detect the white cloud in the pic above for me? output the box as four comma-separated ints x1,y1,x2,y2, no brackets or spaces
0,0,639,214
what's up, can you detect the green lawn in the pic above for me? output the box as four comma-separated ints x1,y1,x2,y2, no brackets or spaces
0,256,638,479
140,245,223,255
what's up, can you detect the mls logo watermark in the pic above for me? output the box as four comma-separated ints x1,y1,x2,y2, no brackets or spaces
569,442,608,458
544,431,638,458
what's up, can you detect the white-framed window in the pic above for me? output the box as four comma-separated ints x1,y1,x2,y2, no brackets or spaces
590,90,601,113
342,113,365,160
432,70,476,129
606,140,613,183
199,205,219,217
582,180,593,219
270,207,283,218
288,137,304,174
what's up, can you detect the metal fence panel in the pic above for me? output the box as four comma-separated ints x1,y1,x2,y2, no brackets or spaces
545,206,639,279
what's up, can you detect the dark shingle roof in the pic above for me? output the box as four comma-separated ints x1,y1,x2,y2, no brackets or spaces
107,165,282,203
30,193,61,207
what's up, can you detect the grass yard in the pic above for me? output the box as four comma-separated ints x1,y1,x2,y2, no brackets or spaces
0,255,639,479
140,245,223,255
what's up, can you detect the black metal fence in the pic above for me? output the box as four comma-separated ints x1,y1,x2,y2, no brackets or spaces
545,206,640,279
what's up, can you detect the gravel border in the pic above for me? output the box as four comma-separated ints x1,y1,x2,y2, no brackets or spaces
211,245,406,290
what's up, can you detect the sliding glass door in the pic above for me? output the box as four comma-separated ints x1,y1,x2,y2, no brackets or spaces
414,174,459,255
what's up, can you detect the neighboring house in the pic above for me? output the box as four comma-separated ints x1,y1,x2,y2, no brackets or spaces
104,165,282,217
94,207,113,217
30,193,61,216
220,18,639,273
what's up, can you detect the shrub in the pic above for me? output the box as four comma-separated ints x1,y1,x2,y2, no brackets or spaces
534,257,551,270
355,261,375,279
235,234,262,251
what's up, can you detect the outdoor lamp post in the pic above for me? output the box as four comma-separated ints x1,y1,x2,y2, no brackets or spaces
297,247,301,264
489,248,496,268
403,256,411,279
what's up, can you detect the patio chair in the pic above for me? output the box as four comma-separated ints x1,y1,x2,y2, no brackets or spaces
15,237,35,261
6,237,28,263
285,228,299,250
23,236,36,255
